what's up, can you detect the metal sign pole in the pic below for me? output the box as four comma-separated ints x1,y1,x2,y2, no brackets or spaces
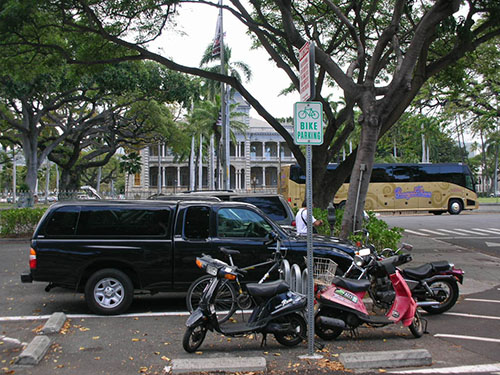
305,144,315,356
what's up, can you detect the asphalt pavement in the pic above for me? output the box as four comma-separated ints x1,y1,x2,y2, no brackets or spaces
2,206,500,375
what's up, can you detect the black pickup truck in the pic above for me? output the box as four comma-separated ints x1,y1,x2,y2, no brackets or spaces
21,199,356,315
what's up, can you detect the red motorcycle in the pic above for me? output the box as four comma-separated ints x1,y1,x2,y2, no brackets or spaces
315,253,424,340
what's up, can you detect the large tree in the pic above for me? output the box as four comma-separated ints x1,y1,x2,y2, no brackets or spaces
1,0,499,235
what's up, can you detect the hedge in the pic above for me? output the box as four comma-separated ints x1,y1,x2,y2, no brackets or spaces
0,208,47,237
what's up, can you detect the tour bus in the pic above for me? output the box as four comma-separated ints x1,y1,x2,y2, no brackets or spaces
280,163,479,215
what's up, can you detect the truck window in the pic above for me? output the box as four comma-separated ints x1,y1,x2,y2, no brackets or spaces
76,206,170,236
184,206,210,240
217,207,271,238
44,206,80,236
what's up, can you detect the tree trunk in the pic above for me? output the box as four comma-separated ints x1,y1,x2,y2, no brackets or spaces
340,109,380,238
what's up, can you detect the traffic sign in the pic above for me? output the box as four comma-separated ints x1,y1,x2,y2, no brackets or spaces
299,42,312,101
294,102,323,145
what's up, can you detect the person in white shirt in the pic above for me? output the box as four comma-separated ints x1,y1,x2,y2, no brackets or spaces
295,200,323,235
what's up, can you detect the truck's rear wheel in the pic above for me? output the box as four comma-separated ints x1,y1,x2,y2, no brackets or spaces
85,268,133,315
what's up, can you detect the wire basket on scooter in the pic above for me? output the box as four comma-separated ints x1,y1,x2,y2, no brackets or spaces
312,257,337,285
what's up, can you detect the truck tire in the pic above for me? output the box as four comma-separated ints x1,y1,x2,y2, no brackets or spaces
85,268,134,315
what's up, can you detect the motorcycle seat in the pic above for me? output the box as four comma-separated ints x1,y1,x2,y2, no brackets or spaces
246,280,290,298
431,261,452,272
332,276,371,292
403,261,452,280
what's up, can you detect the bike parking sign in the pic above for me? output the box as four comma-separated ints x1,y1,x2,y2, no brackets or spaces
294,102,323,145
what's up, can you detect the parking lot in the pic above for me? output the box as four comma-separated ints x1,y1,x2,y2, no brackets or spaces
2,232,500,374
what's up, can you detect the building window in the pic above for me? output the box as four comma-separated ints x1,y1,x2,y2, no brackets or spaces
134,173,141,186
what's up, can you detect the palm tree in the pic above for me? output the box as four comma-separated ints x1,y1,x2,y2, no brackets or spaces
188,95,247,189
199,44,252,100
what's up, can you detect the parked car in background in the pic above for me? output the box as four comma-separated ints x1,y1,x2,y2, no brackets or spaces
21,199,356,315
153,191,296,229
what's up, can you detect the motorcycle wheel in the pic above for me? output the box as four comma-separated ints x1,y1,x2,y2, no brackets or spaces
186,275,237,323
421,278,459,314
315,311,343,340
409,310,424,338
273,313,307,347
182,325,207,353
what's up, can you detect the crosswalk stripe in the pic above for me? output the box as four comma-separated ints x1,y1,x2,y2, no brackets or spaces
434,228,467,236
473,228,500,235
488,228,500,233
452,228,487,235
419,229,447,235
403,229,429,236
390,363,500,374
435,333,500,343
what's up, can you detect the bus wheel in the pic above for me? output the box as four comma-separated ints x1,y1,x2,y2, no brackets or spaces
448,199,463,215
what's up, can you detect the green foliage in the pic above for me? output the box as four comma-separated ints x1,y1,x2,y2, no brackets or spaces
292,207,403,251
0,207,46,237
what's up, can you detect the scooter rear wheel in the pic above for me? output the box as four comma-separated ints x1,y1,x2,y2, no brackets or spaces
409,310,424,338
315,312,343,340
274,313,307,347
183,325,207,353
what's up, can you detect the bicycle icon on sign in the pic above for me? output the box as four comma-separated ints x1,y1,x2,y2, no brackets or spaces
298,108,320,119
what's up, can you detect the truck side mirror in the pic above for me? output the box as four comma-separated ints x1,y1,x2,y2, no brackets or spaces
327,203,336,235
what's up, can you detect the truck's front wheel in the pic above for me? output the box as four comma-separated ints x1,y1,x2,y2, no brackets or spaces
85,269,133,315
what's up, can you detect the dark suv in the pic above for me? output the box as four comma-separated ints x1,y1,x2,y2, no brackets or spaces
153,191,296,228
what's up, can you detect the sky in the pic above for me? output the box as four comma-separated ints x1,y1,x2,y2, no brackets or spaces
155,2,299,120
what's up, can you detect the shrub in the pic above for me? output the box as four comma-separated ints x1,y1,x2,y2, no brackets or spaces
292,206,403,251
0,208,47,237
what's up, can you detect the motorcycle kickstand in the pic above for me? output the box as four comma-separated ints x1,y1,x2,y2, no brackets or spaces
260,333,267,348
422,317,429,334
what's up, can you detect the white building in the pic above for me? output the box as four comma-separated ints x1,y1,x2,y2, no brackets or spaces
127,93,296,197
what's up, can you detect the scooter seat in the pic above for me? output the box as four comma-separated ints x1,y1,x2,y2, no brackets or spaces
246,280,290,298
332,276,371,292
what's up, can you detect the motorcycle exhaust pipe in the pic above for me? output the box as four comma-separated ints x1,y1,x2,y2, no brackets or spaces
417,301,440,307
318,316,347,330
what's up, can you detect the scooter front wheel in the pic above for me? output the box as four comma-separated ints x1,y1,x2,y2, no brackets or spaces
183,325,207,353
409,310,424,338
273,313,307,347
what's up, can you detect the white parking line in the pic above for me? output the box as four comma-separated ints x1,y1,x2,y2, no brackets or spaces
0,311,191,322
465,298,500,304
434,333,500,343
443,312,500,320
390,363,500,374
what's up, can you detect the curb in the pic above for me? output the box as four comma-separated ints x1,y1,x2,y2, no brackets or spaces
339,349,432,369
14,336,51,367
13,312,67,367
39,312,67,335
171,356,267,374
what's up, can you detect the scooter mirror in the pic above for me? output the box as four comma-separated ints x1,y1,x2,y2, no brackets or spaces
327,203,336,227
